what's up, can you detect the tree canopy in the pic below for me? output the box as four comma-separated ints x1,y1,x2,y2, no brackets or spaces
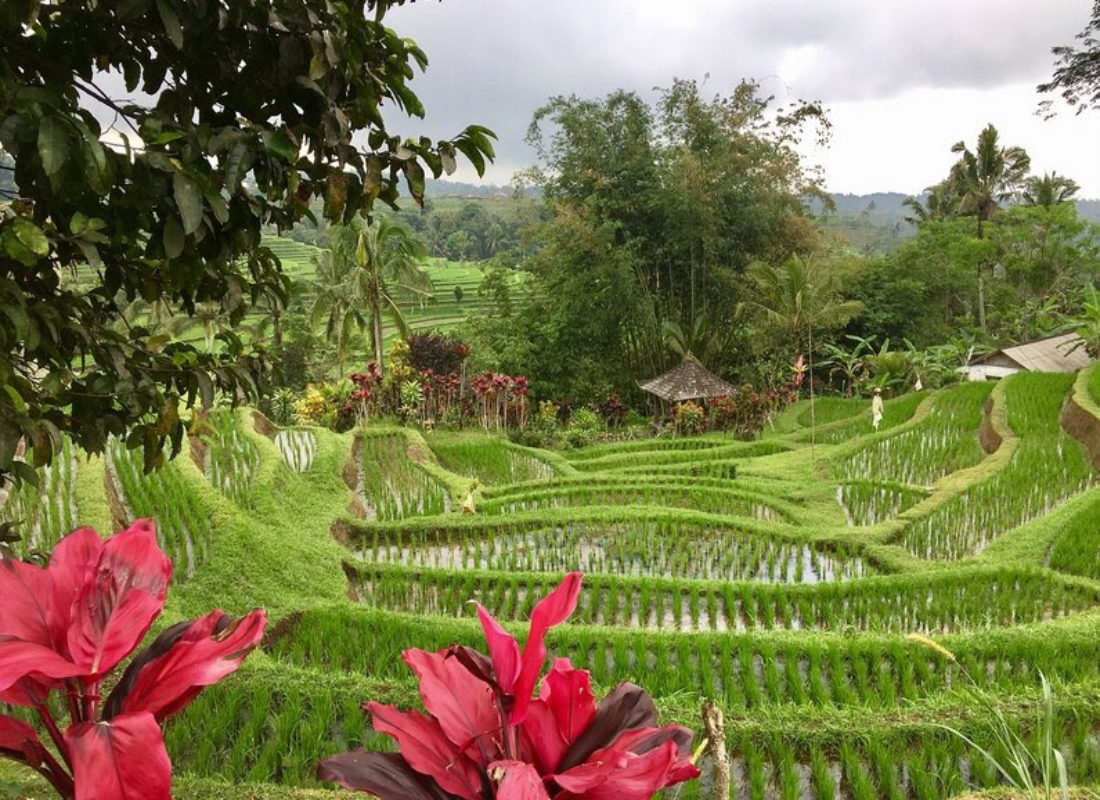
1039,0,1100,115
0,0,494,480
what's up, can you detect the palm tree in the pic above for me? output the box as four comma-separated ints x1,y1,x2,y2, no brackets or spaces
902,181,958,226
747,255,864,358
948,123,1031,330
311,217,431,375
661,311,717,362
1022,171,1080,208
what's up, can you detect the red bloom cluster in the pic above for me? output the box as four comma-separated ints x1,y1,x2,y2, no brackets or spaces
0,521,265,799
319,574,699,800
470,372,530,430
343,363,385,421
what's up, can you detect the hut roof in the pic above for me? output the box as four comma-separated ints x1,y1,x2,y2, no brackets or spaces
970,333,1090,373
638,353,736,402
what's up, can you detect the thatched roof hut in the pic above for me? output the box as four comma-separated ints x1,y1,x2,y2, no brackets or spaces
638,353,736,403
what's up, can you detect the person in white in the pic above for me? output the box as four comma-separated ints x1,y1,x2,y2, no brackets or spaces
871,387,884,430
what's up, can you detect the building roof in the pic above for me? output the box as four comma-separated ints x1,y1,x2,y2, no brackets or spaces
638,353,736,402
970,333,1091,373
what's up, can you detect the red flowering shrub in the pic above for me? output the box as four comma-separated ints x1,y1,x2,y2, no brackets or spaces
319,573,699,800
0,520,266,799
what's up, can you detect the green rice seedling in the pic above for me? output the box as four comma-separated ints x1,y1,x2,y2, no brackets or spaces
0,435,78,557
809,746,837,800
840,741,876,800
774,743,802,800
812,390,927,444
1047,490,1100,581
744,739,768,800
901,374,1094,559
358,432,452,520
838,382,990,486
105,436,212,580
273,429,317,473
836,480,928,526
202,409,260,506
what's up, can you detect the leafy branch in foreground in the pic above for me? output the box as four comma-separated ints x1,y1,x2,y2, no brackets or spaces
0,0,495,483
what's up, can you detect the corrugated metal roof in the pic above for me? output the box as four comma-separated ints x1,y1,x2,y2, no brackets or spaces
638,353,736,402
972,333,1091,373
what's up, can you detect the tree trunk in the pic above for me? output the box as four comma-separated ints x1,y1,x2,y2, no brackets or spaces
702,701,730,800
371,282,384,376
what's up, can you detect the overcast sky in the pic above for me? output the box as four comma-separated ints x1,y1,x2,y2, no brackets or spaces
382,0,1100,197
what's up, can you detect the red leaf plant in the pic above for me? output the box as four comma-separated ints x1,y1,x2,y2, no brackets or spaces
0,520,266,799
319,572,700,800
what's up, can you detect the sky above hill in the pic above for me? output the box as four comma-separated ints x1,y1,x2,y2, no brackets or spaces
384,0,1100,197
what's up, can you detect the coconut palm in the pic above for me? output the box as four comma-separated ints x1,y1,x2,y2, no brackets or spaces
1022,171,1080,208
747,255,864,358
311,217,431,375
661,311,717,361
948,124,1031,330
949,124,1031,235
902,181,959,226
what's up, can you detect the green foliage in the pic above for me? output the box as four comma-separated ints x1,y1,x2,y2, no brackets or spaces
0,0,495,482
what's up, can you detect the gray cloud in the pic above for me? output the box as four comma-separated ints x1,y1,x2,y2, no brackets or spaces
381,0,1094,186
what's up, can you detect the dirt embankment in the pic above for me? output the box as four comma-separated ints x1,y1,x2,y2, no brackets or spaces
1061,392,1100,469
979,395,1002,454
102,458,131,531
343,436,367,519
251,409,279,438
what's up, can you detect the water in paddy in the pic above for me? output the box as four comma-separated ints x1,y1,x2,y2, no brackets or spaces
360,523,868,583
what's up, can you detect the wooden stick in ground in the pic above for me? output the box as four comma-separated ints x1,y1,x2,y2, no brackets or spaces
702,700,730,800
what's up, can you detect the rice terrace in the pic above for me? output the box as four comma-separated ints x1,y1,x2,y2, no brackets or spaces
1,366,1098,799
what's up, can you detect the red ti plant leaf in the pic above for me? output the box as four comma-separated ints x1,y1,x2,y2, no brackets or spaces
541,659,595,744
47,527,106,647
518,700,567,776
0,558,52,646
475,603,521,692
66,520,171,676
555,683,658,772
490,760,551,800
552,741,681,800
318,750,460,800
65,711,172,800
104,608,267,721
367,701,484,800
0,714,45,766
510,571,581,723
402,648,502,763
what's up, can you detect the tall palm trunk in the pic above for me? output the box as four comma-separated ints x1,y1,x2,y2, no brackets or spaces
369,278,384,376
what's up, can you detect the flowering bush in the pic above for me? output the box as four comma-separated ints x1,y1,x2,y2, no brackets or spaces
319,573,699,800
673,401,705,435
0,520,265,799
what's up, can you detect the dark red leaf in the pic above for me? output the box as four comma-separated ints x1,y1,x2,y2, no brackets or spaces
107,608,265,721
0,713,45,766
65,711,172,800
318,750,459,800
368,701,484,800
66,520,171,675
555,683,657,772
